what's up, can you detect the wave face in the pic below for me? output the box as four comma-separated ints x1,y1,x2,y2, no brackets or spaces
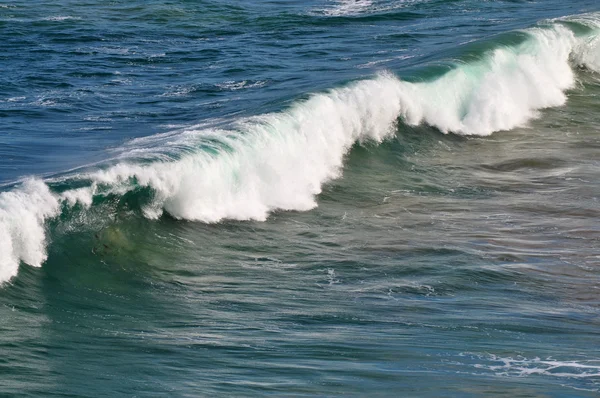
1,14,599,284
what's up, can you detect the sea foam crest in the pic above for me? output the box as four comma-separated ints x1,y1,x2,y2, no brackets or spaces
88,74,403,222
1,16,599,284
0,180,60,282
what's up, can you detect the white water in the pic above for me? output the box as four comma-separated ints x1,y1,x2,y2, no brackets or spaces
0,17,599,283
0,180,60,282
472,354,600,381
323,0,375,16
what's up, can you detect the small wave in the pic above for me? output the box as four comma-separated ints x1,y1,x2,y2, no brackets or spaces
42,16,81,22
3,96,26,103
317,0,425,17
215,80,267,91
324,0,374,16
1,13,599,284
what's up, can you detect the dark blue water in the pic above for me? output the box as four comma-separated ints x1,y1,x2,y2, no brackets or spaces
1,0,600,396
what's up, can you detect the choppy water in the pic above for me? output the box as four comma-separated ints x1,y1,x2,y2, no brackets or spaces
1,0,600,396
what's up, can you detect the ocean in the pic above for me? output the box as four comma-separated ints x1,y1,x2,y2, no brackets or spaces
1,0,600,396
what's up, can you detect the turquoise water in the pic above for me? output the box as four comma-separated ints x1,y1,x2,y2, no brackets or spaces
1,1,600,396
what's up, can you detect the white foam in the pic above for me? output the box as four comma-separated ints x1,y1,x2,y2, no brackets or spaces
573,34,600,73
42,16,81,22
215,80,267,91
318,0,426,16
60,187,95,208
324,0,374,16
473,354,600,380
0,180,61,283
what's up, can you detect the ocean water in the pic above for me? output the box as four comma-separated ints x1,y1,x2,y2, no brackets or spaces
1,0,600,396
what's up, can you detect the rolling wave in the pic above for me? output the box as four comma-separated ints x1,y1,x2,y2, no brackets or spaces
1,14,599,284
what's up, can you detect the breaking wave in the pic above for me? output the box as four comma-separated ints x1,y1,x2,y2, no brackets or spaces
1,14,599,283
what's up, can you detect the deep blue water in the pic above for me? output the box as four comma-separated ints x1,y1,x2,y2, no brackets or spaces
1,0,600,396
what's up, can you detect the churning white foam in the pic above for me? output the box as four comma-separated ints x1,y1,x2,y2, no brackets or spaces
0,180,61,282
0,15,599,284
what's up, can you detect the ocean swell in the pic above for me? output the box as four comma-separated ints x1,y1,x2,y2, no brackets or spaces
1,14,599,284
